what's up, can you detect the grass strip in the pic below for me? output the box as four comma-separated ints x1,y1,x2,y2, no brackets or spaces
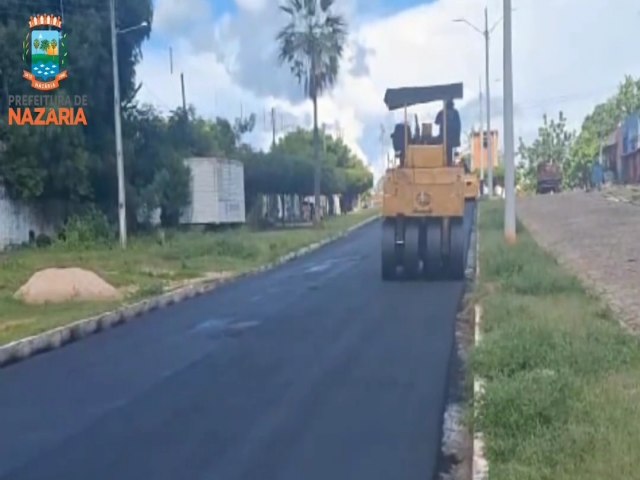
0,209,378,345
472,200,640,480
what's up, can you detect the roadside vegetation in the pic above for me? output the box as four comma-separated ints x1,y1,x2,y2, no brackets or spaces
0,208,378,345
517,75,640,191
472,200,640,479
0,0,377,345
1,0,370,235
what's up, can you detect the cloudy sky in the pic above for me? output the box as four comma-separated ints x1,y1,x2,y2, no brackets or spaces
135,0,640,179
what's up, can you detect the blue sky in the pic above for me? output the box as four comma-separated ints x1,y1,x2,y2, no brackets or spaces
32,30,59,49
195,0,436,18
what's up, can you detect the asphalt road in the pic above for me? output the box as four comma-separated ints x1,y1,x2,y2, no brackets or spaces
0,218,467,480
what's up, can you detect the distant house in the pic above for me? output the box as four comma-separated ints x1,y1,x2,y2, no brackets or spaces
602,126,622,182
469,129,500,173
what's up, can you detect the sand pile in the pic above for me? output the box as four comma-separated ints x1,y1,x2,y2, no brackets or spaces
14,268,123,305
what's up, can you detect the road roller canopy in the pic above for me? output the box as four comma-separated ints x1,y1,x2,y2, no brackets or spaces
383,83,464,111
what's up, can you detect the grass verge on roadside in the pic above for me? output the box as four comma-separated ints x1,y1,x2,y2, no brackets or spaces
471,200,640,479
0,209,378,345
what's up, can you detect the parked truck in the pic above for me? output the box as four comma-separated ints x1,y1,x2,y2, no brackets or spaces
536,162,562,194
180,157,246,225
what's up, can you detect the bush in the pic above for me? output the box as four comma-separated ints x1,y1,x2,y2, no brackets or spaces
35,233,52,248
59,207,113,248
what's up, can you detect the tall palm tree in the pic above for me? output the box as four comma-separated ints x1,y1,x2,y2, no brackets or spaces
40,39,50,54
33,39,40,51
276,0,347,224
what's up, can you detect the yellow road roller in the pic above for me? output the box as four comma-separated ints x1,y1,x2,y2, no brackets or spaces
381,83,467,281
464,173,480,201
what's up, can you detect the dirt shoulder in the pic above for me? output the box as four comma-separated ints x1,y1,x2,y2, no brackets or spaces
0,210,378,345
517,191,640,334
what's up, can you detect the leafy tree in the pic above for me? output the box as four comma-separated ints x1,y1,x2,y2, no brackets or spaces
0,0,153,215
276,0,348,224
33,39,40,51
268,127,373,210
570,76,640,186
517,111,575,187
41,39,50,53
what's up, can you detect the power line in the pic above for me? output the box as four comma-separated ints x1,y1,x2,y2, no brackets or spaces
516,84,623,111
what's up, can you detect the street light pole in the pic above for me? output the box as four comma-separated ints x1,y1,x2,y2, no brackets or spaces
503,0,516,243
484,7,494,197
453,11,502,197
109,0,126,248
478,76,484,182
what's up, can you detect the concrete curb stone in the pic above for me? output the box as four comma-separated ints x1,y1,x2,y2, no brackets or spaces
0,214,380,369
472,203,489,480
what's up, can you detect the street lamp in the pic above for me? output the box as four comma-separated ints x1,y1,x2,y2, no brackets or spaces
454,8,502,197
503,0,517,243
109,0,149,248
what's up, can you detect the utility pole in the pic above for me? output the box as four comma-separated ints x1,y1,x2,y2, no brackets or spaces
478,76,484,182
484,6,494,197
453,9,502,197
110,0,126,248
180,72,186,112
380,124,386,169
503,0,516,243
271,107,276,148
169,47,173,74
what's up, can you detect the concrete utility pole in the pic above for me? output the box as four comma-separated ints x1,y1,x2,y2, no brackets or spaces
503,0,517,243
454,8,502,197
379,124,386,169
271,107,276,148
180,73,187,112
110,0,149,249
483,6,494,197
478,76,484,182
110,0,126,248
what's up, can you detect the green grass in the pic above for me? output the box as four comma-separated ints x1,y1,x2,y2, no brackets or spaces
0,210,378,345
472,200,640,480
31,53,57,63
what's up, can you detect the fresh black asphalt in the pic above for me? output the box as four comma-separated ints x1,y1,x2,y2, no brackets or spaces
0,218,469,480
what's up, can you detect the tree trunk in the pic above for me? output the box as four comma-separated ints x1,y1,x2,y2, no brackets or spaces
312,92,321,226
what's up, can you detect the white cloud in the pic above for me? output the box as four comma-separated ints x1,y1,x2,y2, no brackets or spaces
152,0,214,35
138,0,640,180
234,0,268,13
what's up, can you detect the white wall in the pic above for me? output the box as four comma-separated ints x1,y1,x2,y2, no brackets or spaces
0,186,57,250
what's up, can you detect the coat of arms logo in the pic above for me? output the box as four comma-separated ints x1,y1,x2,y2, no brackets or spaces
22,14,68,91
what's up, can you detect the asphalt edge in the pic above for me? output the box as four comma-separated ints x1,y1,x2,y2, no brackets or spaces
0,214,380,369
436,201,479,480
472,203,488,480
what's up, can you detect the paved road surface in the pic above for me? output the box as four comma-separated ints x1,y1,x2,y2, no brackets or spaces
0,219,467,480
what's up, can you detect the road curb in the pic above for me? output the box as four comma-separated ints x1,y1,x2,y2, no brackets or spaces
472,204,489,480
0,214,380,369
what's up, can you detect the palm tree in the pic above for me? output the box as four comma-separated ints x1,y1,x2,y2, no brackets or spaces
33,39,40,51
276,0,347,225
50,39,58,54
40,40,50,54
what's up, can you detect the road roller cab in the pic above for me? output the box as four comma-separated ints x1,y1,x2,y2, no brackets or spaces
381,83,468,281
